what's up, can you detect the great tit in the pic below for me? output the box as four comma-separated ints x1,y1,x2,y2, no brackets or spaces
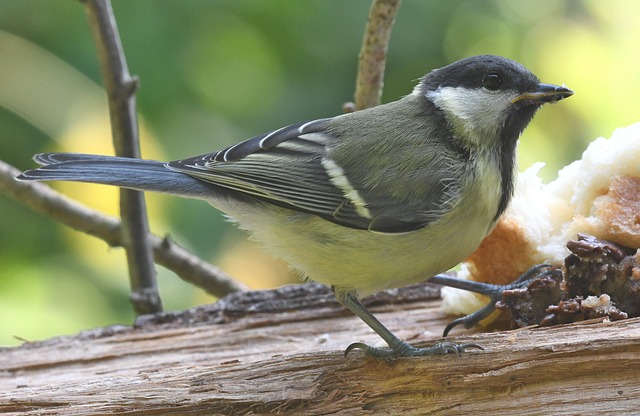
18,55,574,359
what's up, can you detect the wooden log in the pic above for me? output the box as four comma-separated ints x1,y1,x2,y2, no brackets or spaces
1,282,639,415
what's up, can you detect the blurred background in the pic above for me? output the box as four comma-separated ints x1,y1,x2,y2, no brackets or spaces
1,0,638,346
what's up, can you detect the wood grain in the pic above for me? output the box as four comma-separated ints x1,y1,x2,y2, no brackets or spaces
1,283,639,415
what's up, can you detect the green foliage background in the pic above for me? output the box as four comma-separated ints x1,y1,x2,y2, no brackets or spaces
1,0,638,346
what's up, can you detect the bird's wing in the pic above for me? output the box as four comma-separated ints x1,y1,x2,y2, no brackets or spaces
167,118,458,233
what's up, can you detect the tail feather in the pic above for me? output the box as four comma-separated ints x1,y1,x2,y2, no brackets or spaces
17,153,220,200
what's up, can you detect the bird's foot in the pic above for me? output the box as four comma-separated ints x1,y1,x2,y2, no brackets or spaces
440,264,562,335
344,340,483,359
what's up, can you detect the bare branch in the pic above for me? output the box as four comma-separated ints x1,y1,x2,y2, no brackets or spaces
0,159,246,298
82,0,160,314
354,0,402,110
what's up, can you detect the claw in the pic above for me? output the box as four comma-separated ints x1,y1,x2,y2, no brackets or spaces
344,342,369,357
443,300,499,336
434,341,484,356
455,342,484,353
443,317,468,337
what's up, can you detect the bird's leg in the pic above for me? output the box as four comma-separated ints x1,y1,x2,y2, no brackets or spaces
334,288,482,359
428,264,561,336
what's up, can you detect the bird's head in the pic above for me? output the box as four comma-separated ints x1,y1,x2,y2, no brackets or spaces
419,55,574,147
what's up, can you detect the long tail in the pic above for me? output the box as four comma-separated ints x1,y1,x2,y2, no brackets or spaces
16,153,220,200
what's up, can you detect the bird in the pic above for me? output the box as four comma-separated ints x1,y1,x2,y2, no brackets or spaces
17,55,574,359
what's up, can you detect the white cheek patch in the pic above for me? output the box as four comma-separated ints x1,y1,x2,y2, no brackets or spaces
427,86,516,142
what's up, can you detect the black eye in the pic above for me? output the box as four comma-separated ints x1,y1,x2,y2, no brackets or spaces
482,72,503,91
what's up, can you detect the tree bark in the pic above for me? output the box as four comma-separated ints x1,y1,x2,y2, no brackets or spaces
1,282,638,415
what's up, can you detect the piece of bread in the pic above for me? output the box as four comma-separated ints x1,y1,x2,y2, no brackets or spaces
442,122,640,318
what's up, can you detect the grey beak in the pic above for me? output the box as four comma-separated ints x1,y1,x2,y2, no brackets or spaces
512,83,574,105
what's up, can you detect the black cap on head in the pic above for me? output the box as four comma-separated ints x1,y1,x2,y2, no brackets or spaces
422,55,541,95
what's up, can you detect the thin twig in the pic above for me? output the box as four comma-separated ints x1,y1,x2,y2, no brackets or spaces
82,0,161,314
354,0,402,110
0,159,246,297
